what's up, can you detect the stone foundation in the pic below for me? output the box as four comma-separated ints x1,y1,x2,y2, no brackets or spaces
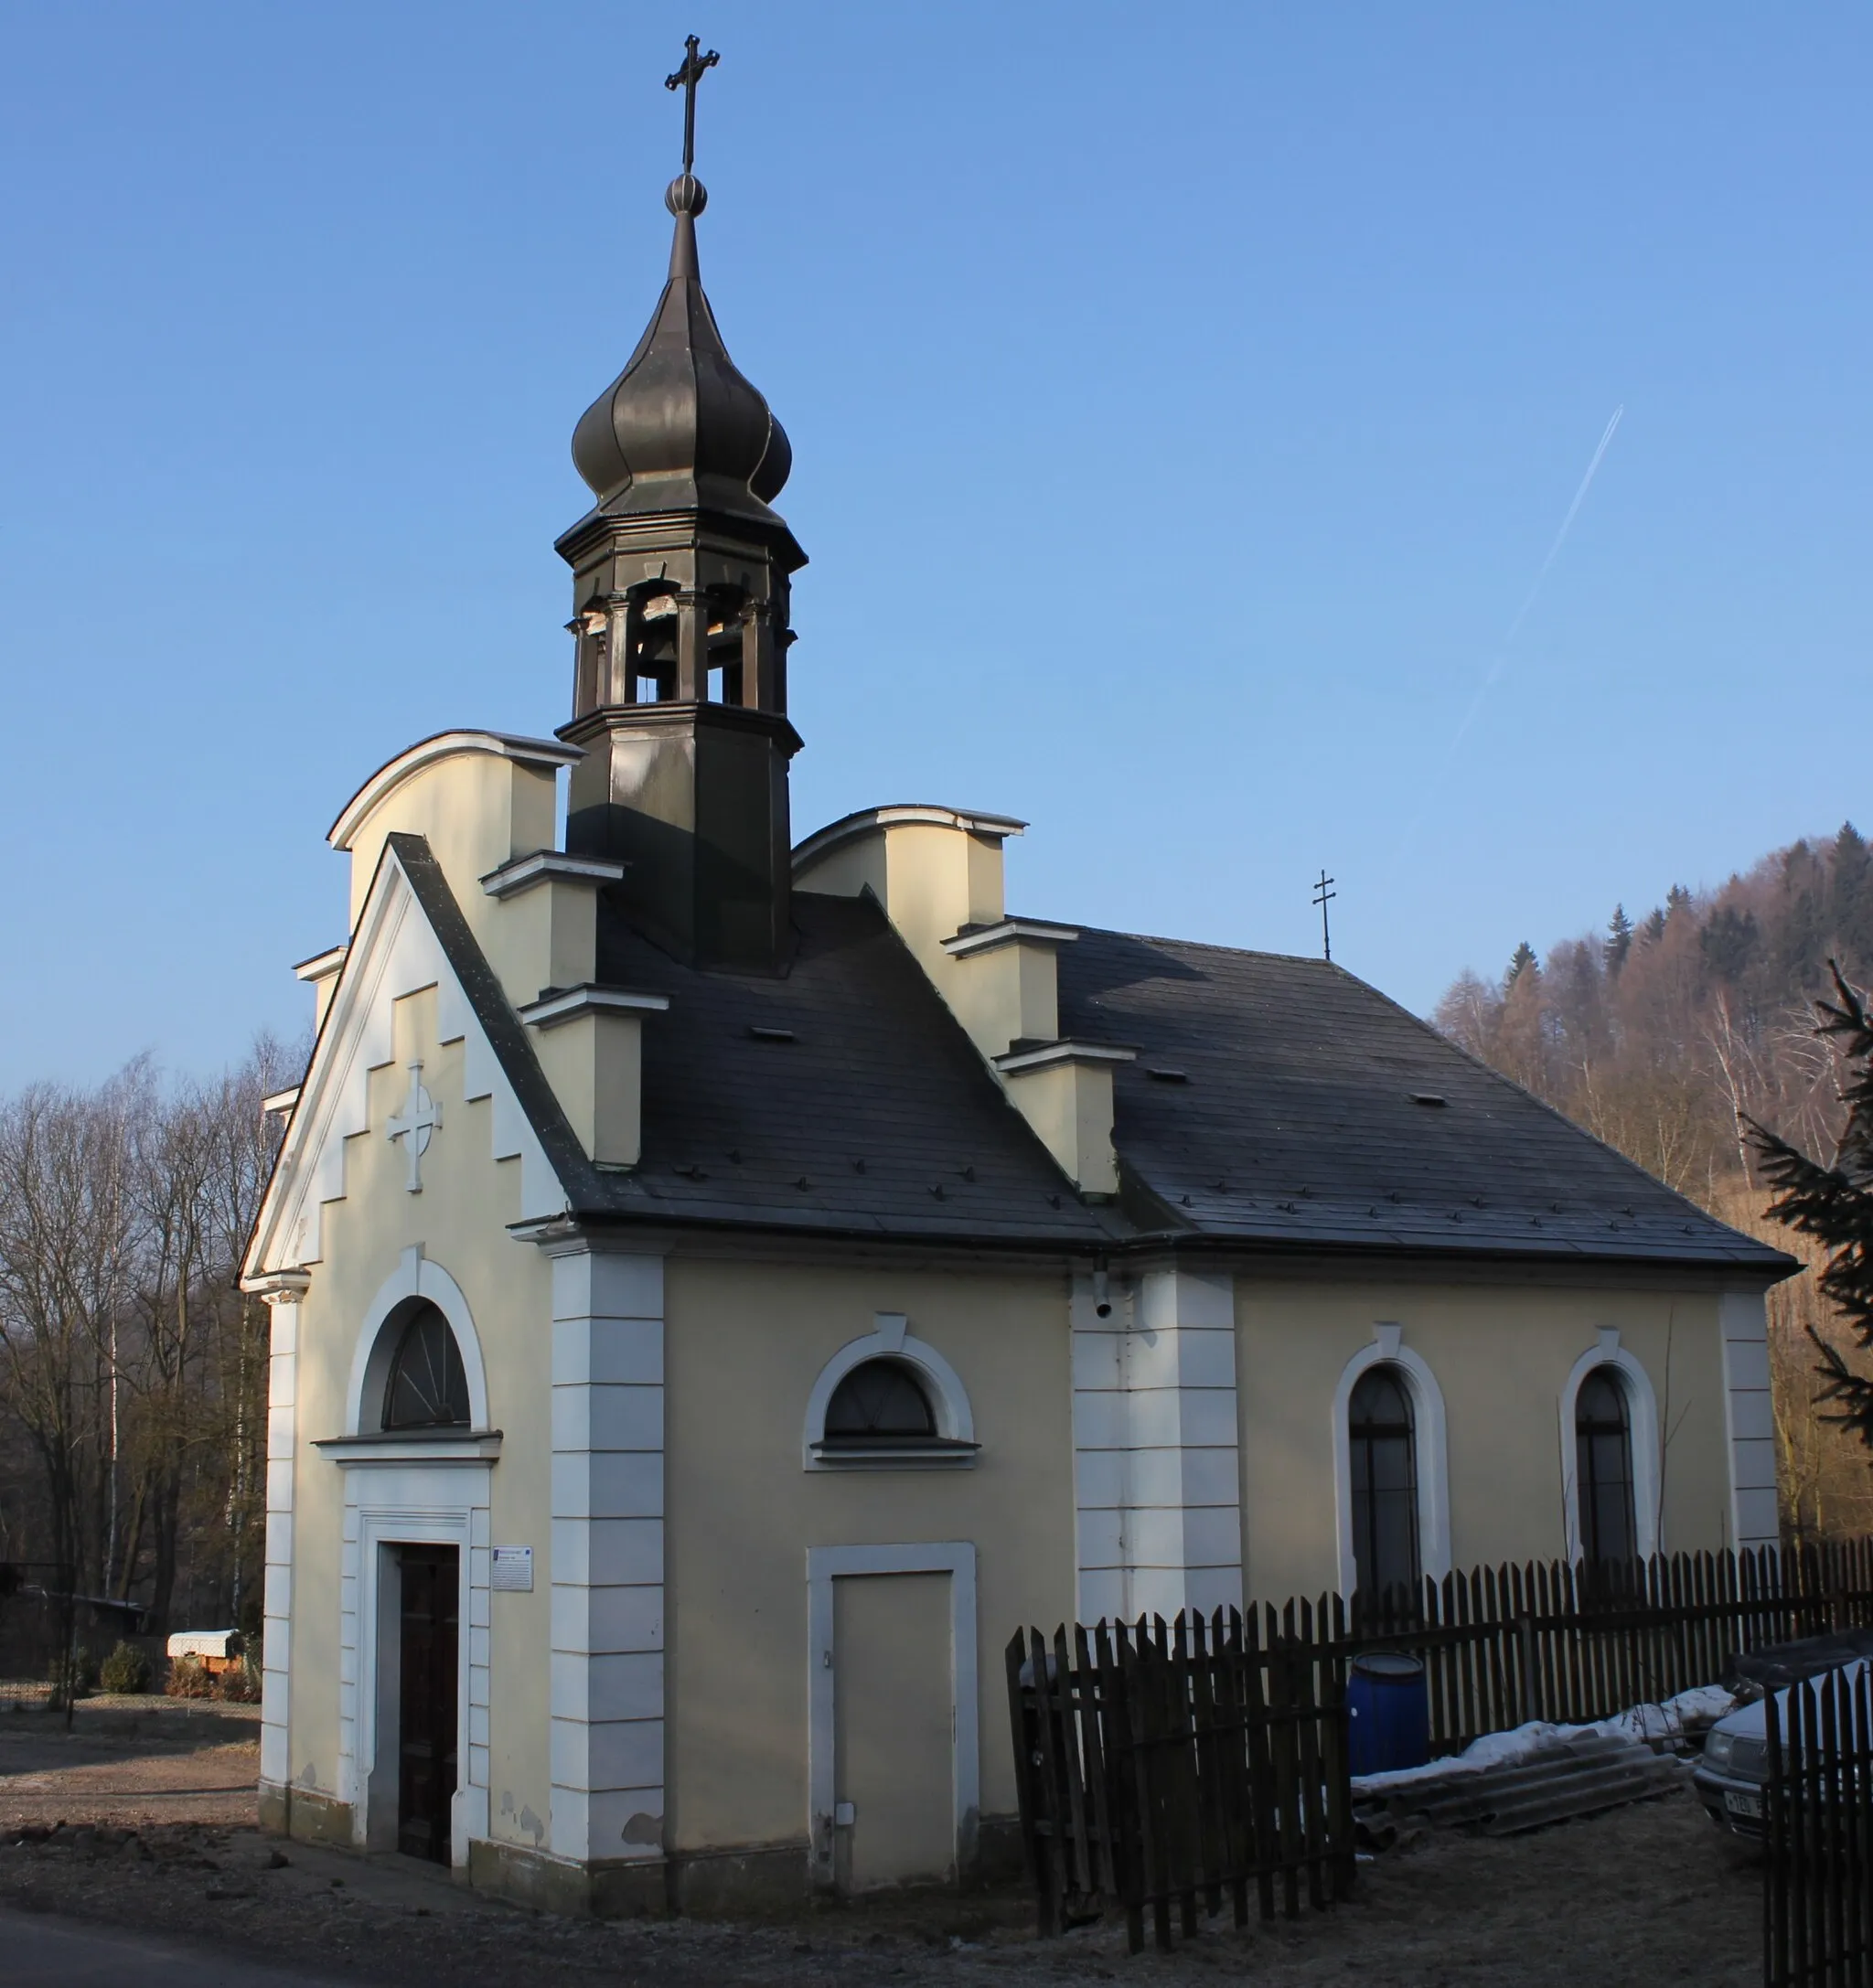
468,1836,666,1917
258,1780,356,1850
260,1807,1020,1918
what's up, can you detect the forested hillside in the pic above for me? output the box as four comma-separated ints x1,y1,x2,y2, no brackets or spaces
1435,824,1873,1540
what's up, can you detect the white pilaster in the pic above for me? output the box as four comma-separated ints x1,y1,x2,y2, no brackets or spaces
1720,1288,1779,1551
259,1285,304,1793
548,1246,666,1865
1072,1267,1242,1624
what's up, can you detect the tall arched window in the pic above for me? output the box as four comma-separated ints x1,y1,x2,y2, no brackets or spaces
381,1301,470,1431
1349,1366,1420,1606
1576,1367,1637,1565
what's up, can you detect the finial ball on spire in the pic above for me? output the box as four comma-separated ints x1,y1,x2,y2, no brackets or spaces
666,174,708,217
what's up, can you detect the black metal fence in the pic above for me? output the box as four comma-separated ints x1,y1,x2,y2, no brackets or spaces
1006,1604,1355,1954
1764,1663,1873,1988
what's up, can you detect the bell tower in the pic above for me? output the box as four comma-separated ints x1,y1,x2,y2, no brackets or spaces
555,37,807,972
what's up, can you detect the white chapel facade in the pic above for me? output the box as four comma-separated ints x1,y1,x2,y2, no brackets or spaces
242,57,1790,1913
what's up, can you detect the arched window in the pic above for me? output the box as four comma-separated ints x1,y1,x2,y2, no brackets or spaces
822,1360,936,1445
1349,1366,1420,1606
381,1302,470,1431
1576,1367,1637,1565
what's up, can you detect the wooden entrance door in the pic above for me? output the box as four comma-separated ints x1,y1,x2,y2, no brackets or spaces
396,1544,459,1863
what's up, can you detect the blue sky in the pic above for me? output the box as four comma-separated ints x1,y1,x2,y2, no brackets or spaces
2,4,1868,1088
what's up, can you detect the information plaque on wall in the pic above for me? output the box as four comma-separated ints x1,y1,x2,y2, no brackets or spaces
491,1545,533,1592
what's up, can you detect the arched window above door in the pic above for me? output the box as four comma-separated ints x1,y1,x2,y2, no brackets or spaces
335,1248,493,1445
381,1301,471,1431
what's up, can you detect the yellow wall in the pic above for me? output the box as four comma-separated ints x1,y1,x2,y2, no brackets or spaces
1236,1276,1731,1604
661,1256,1076,1856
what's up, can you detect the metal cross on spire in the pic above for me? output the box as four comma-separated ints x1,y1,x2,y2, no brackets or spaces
665,33,720,176
1312,870,1337,964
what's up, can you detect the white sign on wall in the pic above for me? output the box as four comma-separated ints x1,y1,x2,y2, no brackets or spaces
490,1545,533,1592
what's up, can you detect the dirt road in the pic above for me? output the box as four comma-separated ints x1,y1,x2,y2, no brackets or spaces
0,1698,1761,1986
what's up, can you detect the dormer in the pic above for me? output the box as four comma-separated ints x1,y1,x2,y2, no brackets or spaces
794,807,1132,1194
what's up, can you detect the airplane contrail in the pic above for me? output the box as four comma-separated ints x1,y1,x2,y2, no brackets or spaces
1438,403,1626,768
1505,402,1625,646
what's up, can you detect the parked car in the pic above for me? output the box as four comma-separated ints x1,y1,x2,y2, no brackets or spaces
1696,1655,1872,1838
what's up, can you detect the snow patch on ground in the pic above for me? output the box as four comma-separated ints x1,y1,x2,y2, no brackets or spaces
1352,1683,1735,1795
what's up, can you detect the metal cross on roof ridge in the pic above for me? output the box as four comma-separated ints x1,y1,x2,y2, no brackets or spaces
1311,869,1336,963
666,33,720,176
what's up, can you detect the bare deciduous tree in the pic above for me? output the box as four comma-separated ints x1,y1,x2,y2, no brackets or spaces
0,1037,294,1679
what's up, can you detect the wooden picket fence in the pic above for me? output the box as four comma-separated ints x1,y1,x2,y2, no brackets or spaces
1007,1544,1873,1959
1764,1662,1873,1987
1345,1540,1873,1753
1005,1603,1355,1954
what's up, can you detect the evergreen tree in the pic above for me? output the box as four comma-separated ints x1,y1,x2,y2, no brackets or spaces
1641,907,1667,946
1605,903,1634,976
1666,883,1693,919
1777,840,1828,991
1494,944,1550,1096
1835,823,1873,977
1700,905,1761,985
1750,964,1873,1445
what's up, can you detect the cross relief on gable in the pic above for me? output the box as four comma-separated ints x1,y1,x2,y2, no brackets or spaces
386,1060,442,1193
247,851,569,1277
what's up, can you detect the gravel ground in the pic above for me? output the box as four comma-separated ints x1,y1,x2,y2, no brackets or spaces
0,1703,1763,1986
0,1699,261,1833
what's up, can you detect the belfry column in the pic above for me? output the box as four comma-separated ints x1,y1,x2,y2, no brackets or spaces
547,1245,668,1884
1072,1267,1244,1624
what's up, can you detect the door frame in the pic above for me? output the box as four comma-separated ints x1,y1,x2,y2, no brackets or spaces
337,1465,491,1865
806,1542,978,1889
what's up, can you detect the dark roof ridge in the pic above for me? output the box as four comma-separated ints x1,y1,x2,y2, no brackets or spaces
1063,921,1347,972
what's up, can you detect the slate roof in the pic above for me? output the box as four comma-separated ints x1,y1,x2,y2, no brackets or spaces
1056,926,1791,1271
398,831,1789,1273
584,888,1119,1245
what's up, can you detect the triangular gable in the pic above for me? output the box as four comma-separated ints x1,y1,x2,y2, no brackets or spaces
245,838,566,1279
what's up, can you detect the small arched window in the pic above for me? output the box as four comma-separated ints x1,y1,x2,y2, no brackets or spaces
381,1302,470,1431
1349,1365,1420,1607
823,1360,936,1445
1576,1367,1637,1566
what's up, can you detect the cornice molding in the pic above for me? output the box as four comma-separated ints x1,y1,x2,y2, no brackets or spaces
480,850,627,899
518,984,672,1030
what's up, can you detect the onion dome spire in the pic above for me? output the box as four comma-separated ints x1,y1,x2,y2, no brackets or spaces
569,37,791,522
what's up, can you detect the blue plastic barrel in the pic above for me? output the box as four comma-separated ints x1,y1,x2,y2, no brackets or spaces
1347,1651,1430,1776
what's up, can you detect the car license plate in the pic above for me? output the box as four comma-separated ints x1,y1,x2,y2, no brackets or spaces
1725,1789,1763,1820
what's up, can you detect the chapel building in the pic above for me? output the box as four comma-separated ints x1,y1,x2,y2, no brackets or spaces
243,74,1792,1913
